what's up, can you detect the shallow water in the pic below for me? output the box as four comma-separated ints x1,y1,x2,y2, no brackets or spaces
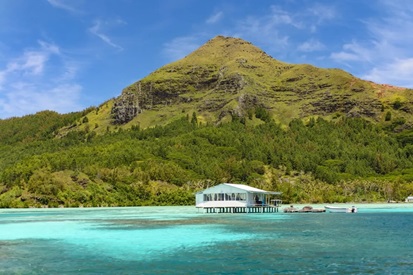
1,204,412,274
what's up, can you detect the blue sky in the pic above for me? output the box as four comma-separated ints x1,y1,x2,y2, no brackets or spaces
1,0,413,119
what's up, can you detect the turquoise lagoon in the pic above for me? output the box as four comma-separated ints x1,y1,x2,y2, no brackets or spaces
1,204,413,274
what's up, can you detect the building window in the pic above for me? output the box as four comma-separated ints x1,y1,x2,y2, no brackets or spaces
204,194,212,201
235,193,246,201
204,192,246,201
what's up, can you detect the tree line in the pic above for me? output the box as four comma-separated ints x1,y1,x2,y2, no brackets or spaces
1,110,413,207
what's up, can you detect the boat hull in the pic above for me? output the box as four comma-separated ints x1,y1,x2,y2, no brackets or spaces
325,206,357,213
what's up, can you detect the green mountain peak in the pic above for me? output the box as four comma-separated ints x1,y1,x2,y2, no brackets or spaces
81,35,412,132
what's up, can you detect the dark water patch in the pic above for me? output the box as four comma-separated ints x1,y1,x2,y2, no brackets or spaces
96,213,287,229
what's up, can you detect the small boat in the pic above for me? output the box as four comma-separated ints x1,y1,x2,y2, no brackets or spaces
325,205,357,213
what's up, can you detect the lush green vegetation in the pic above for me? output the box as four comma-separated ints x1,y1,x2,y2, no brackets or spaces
2,109,413,208
0,110,90,145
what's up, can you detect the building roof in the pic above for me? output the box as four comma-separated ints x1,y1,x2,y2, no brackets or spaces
223,183,281,194
196,183,282,195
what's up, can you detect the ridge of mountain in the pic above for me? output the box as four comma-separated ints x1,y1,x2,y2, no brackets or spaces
66,35,413,134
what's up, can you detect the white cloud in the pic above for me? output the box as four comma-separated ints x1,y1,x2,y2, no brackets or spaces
162,36,202,61
206,11,223,24
47,0,79,13
298,39,325,52
59,62,79,81
38,40,60,55
0,41,84,118
232,4,336,53
308,4,336,23
19,51,48,75
330,41,374,64
268,6,303,28
0,41,56,90
0,84,82,119
89,20,124,51
330,51,359,63
234,10,292,50
162,3,338,64
304,3,337,33
329,1,413,87
363,58,413,87
260,4,336,32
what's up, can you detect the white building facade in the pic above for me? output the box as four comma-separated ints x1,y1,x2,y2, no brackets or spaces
196,183,281,212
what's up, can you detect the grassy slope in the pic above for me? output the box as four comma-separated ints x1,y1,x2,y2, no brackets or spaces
63,36,413,134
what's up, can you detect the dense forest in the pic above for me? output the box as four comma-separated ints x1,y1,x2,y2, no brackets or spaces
1,109,413,208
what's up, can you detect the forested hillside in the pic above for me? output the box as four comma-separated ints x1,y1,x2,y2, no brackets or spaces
1,110,413,208
0,110,90,145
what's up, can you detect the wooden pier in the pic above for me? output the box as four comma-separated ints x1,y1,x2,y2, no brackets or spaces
202,206,279,213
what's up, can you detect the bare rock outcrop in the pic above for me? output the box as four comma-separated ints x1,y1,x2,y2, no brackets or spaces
111,92,140,124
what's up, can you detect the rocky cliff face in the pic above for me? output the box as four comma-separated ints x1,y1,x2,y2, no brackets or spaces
111,92,140,124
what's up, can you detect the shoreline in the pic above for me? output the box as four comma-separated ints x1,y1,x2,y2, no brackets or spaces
281,202,413,211
0,202,412,212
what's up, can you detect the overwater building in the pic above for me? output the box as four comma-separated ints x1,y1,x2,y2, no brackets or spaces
195,183,282,213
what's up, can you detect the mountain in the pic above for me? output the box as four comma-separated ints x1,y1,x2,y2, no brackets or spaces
3,36,413,208
69,35,412,134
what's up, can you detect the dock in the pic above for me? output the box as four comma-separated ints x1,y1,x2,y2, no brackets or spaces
202,206,279,213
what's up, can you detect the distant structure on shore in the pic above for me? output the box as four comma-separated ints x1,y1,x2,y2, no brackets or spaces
195,183,281,213
405,196,413,203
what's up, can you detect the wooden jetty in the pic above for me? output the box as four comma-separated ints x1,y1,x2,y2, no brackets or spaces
203,206,279,214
